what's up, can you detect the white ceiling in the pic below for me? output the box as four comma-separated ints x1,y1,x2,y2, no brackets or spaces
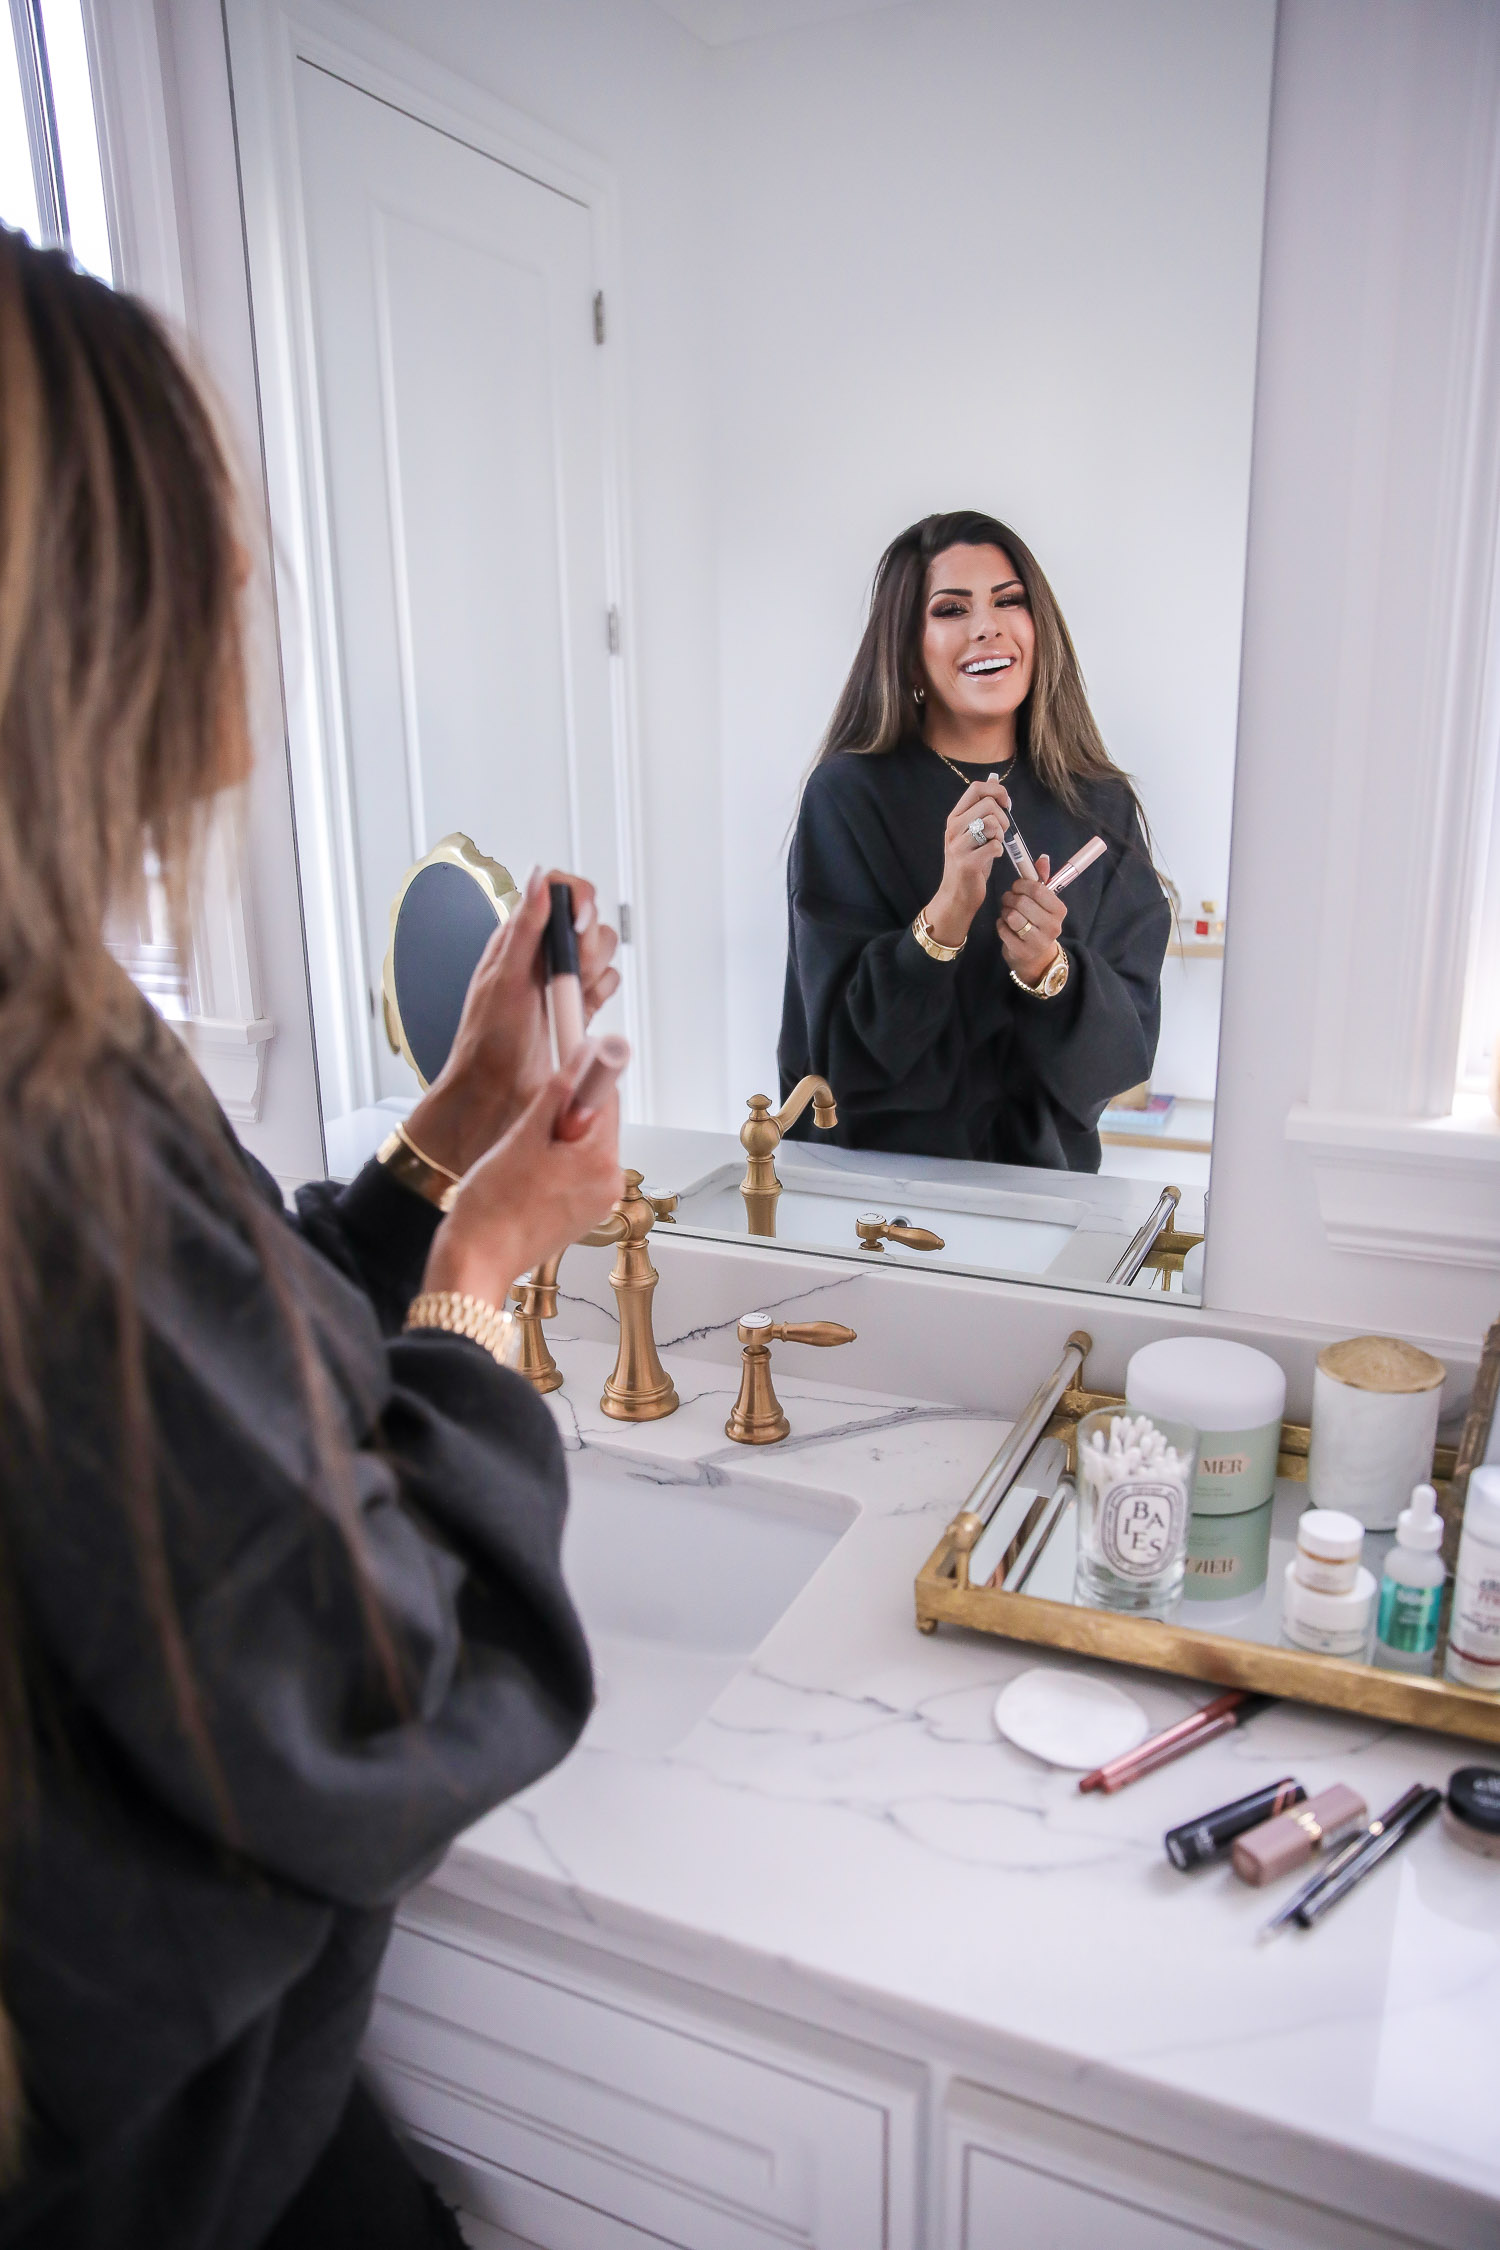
650,0,914,47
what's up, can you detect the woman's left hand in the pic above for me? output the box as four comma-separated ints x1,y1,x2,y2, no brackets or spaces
998,854,1067,986
405,866,621,1177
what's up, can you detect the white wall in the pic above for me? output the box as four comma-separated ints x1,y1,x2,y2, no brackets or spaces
707,0,1274,1108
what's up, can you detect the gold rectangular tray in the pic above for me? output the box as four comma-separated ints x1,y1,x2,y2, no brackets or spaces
915,1384,1500,1748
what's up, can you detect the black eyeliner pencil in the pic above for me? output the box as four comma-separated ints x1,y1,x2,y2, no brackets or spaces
1291,1785,1442,1930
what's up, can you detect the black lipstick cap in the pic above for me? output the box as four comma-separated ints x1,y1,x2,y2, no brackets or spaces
1165,1778,1305,1871
543,882,580,979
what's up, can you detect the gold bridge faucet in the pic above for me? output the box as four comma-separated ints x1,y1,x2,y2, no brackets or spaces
511,1169,678,1421
739,1076,837,1237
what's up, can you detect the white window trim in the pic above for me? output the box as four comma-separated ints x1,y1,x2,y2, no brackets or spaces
80,0,274,1122
1281,4,1500,1268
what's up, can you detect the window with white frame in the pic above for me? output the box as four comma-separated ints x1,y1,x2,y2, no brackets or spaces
1,0,112,279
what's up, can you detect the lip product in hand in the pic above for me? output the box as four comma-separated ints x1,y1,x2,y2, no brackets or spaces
557,1032,630,1137
1048,836,1107,893
1164,1778,1305,1870
543,881,585,1064
999,813,1040,882
1231,1782,1367,1884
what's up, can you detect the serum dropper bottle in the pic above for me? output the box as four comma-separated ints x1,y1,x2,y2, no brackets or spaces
1374,1482,1445,1672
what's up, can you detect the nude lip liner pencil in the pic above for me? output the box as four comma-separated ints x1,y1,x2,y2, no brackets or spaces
1078,1691,1274,1794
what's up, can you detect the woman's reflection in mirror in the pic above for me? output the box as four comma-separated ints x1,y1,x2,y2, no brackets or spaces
779,511,1171,1172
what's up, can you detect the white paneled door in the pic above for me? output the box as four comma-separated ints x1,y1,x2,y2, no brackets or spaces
292,60,623,1103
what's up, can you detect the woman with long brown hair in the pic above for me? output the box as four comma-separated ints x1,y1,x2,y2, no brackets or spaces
779,510,1170,1172
0,228,622,2245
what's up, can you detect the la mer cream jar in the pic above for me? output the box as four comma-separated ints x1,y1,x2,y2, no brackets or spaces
1308,1336,1446,1532
1125,1339,1286,1604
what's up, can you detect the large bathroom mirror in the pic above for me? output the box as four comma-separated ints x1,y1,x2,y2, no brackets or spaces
238,0,1277,1304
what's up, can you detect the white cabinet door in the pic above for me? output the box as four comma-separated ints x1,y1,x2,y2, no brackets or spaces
945,2082,1438,2250
367,1924,917,2249
291,60,622,1103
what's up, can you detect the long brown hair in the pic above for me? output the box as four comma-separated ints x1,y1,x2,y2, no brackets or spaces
0,229,387,2184
817,509,1147,836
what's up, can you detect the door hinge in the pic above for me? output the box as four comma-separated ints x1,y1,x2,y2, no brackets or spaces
618,902,632,945
607,605,621,654
593,290,606,344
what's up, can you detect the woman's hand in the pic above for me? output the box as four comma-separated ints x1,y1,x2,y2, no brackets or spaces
922,778,1012,947
419,1060,624,1309
404,866,621,1178
998,853,1067,985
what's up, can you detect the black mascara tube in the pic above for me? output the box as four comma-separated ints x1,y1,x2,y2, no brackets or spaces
1164,1778,1305,1871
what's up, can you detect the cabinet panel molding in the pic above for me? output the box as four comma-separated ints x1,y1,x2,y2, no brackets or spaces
945,2081,1445,2250
368,1924,917,2249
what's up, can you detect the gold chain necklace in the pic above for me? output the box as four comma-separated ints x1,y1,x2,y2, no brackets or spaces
928,744,1016,795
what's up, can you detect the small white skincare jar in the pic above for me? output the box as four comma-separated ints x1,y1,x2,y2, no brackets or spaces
1307,1335,1445,1532
1282,1561,1378,1657
1295,1508,1365,1594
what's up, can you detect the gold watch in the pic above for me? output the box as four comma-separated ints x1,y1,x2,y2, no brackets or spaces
1010,945,1070,999
403,1291,518,1369
377,1123,462,1212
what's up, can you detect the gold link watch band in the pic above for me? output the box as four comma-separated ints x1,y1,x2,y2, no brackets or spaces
403,1291,518,1369
1010,946,1070,999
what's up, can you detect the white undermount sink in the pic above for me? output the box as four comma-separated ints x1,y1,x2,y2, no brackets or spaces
561,1450,853,1755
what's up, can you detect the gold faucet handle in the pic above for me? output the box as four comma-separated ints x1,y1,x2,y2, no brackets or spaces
726,1314,853,1442
767,1320,857,1347
855,1211,945,1253
579,1210,631,1250
640,1183,679,1223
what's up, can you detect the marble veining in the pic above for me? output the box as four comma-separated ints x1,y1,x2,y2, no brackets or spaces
431,1333,1500,2233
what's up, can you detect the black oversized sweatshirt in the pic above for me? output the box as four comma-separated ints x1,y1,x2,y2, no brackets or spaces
778,741,1171,1172
0,1064,592,2250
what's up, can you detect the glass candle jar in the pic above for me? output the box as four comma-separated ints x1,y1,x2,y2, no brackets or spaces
1074,1409,1193,1616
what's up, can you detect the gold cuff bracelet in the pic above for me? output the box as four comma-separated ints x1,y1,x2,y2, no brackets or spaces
377,1122,462,1213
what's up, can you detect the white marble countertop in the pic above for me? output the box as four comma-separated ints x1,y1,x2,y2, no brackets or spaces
429,1332,1500,2240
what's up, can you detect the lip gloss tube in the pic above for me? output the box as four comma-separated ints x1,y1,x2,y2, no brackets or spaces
543,882,585,1064
1048,836,1107,893
557,1032,630,1139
